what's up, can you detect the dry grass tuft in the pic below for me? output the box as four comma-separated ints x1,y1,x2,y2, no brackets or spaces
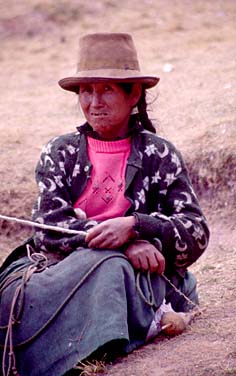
187,146,236,207
74,359,107,375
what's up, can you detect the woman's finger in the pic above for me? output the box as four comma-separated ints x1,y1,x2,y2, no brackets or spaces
146,253,159,273
154,252,165,274
138,254,149,271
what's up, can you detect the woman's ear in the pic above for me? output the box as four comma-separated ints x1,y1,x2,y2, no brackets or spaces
130,83,142,107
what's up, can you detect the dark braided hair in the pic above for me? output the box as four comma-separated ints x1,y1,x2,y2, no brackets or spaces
136,87,156,134
119,83,156,134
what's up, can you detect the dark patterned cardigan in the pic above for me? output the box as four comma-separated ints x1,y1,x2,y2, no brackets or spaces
31,120,209,277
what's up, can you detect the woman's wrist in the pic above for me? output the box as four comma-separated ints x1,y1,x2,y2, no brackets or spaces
127,215,139,240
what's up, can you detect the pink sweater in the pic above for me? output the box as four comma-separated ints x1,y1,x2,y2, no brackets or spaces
73,136,131,221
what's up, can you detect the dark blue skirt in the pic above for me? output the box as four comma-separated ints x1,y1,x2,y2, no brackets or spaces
0,249,165,376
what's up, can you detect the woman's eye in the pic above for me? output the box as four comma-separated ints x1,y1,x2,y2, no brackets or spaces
80,86,93,94
104,85,112,92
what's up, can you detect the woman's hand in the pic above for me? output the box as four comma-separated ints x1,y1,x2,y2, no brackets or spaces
85,216,136,249
125,239,165,274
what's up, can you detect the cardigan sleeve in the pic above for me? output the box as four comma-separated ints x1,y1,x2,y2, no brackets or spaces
32,136,97,255
132,139,210,277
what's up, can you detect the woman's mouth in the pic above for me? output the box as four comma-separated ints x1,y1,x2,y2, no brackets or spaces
91,112,108,117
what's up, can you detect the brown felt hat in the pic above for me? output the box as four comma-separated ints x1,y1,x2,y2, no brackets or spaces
58,33,159,92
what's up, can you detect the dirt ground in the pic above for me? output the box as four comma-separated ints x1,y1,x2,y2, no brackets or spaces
0,1,236,375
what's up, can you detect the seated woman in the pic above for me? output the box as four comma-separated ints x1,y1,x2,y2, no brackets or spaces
0,33,209,376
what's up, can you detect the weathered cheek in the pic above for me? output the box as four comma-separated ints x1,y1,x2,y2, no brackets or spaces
80,101,90,116
79,94,91,108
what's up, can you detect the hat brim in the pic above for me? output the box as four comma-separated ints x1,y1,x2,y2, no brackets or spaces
58,70,159,92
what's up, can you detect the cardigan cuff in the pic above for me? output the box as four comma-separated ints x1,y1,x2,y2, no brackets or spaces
132,212,174,242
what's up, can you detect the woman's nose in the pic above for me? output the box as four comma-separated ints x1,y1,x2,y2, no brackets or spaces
91,92,103,106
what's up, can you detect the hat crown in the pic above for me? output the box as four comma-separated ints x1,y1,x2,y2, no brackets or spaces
58,32,159,92
78,33,140,72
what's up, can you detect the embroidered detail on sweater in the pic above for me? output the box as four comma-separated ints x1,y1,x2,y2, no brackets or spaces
74,137,131,221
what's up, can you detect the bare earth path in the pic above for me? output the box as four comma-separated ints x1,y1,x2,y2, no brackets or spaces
0,1,236,375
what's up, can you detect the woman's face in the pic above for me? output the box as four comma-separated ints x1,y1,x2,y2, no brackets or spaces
79,82,141,140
